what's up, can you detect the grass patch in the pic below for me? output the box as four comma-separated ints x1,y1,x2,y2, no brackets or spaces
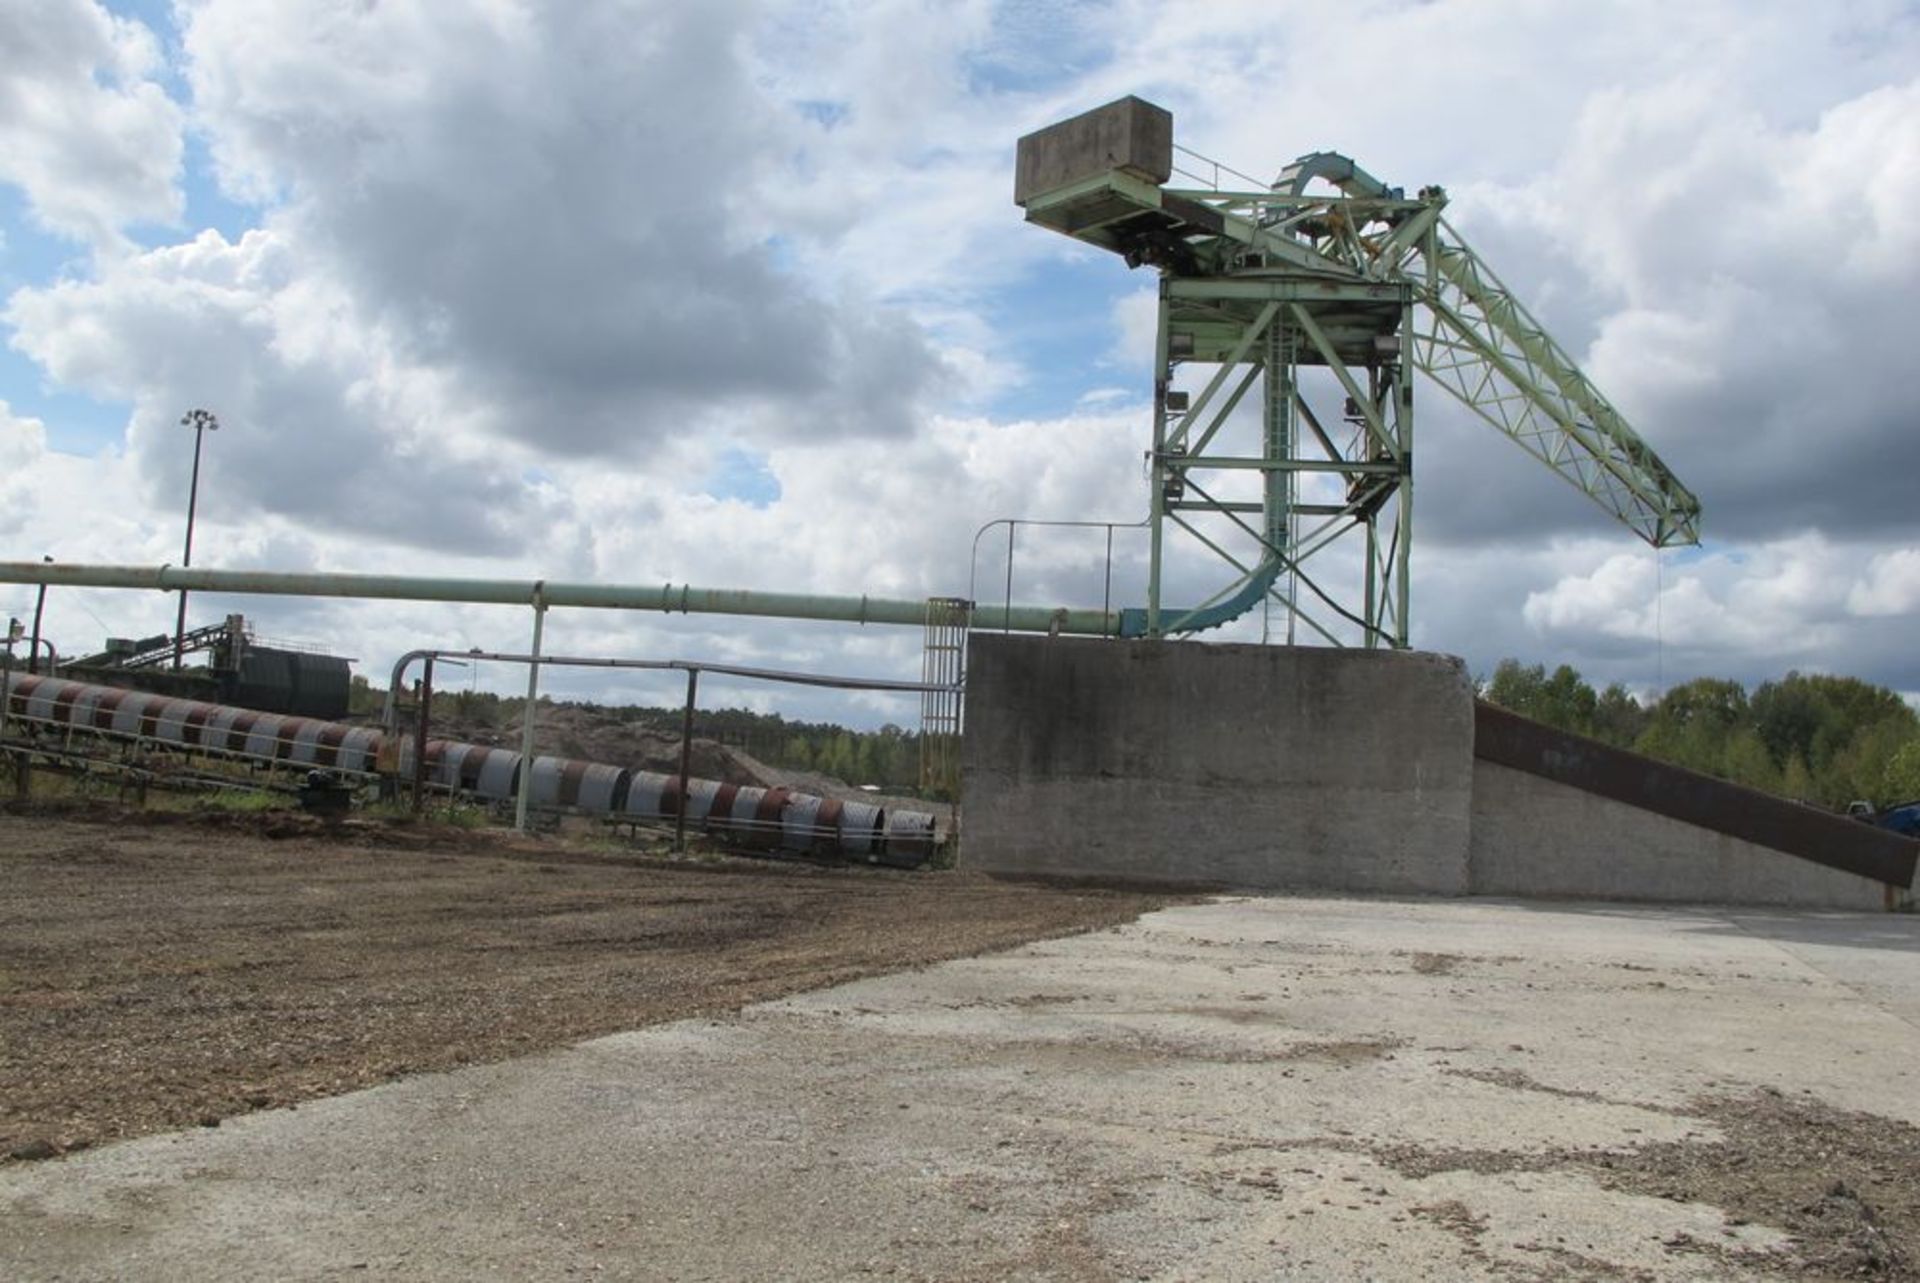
193,788,293,814
361,798,492,830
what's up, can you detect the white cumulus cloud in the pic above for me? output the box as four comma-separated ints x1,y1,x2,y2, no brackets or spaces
0,0,184,246
1849,548,1920,617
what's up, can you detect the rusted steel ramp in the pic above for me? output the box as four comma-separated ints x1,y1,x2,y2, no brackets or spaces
1474,701,1918,893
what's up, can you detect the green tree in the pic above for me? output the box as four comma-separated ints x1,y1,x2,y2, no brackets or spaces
1747,673,1917,806
1652,677,1749,731
1721,729,1780,795
1750,674,1827,773
1483,660,1598,735
1781,754,1815,802
1752,672,1916,776
820,731,857,782
1483,659,1542,710
1591,683,1649,748
1821,720,1920,810
1882,740,1920,805
1633,678,1752,776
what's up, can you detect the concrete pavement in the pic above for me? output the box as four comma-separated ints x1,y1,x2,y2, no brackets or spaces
3,895,1917,1281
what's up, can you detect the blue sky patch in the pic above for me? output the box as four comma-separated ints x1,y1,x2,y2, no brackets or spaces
0,346,127,455
0,187,92,290
978,255,1150,420
705,446,782,508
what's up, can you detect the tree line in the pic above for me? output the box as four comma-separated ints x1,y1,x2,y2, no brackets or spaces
1481,661,1920,811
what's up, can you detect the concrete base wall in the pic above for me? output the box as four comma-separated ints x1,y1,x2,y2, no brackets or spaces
960,635,1907,909
1469,761,1893,910
960,635,1475,895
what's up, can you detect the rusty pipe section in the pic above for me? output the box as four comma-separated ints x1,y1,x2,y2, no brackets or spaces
0,562,1121,636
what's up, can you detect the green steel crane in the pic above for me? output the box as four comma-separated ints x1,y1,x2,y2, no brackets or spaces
1015,98,1701,646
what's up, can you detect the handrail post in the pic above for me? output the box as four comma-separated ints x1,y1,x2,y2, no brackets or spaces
674,667,699,853
1003,523,1015,633
513,597,546,832
411,656,434,814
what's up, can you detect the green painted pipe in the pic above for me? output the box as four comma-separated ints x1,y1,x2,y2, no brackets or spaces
0,561,1123,637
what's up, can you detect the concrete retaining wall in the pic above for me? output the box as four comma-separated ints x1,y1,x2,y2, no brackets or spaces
1470,761,1894,910
960,635,1475,894
959,634,1913,908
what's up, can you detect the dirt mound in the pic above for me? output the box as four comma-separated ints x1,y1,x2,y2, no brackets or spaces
724,744,945,819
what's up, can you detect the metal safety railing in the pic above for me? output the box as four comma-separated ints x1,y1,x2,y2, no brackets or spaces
967,516,1147,636
1169,142,1269,194
385,647,963,844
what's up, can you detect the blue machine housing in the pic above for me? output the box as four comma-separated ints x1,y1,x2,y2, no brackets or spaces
1876,802,1920,840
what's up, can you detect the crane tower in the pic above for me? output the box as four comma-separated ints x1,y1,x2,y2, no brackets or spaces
1016,98,1700,646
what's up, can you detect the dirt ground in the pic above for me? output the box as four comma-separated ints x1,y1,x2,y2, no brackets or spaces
0,806,1166,1164
1373,1080,1920,1279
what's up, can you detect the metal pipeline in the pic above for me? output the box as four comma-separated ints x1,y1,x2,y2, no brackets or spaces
379,649,956,735
0,562,1122,636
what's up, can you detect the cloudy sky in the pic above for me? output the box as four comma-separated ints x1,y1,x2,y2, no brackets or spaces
2,0,1916,725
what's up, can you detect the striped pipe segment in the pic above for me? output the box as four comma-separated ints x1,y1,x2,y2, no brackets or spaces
3,672,936,865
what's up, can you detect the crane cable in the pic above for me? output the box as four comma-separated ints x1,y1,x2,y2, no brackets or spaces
1655,544,1665,696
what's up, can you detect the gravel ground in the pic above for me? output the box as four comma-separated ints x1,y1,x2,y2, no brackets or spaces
0,806,1166,1163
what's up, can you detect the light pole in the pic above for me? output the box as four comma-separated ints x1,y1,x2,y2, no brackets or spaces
173,409,219,670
